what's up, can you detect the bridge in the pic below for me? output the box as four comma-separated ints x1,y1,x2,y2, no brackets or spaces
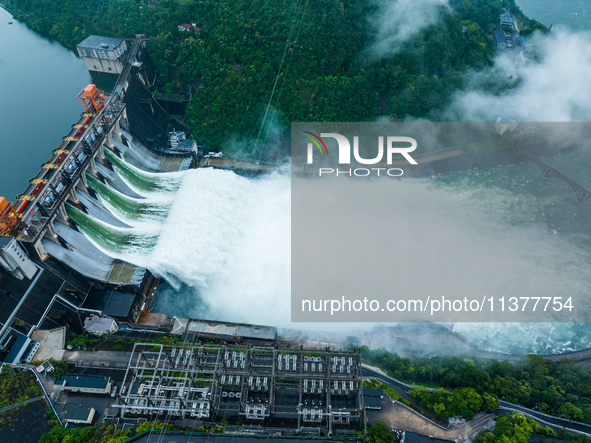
113,36,150,96
513,145,591,201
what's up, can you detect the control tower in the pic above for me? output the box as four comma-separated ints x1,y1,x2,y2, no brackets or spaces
76,35,127,74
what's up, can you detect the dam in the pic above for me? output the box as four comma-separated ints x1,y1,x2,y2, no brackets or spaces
0,66,194,285
0,35,277,354
0,37,199,348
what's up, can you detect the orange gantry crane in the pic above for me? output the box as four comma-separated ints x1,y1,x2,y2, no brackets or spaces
77,84,105,113
0,197,20,236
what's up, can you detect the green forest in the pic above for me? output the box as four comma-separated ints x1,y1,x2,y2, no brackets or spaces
39,421,224,443
361,347,591,425
5,0,546,156
0,366,42,408
475,413,590,443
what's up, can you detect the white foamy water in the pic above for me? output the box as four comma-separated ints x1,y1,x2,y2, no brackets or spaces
451,322,591,355
74,152,591,354
106,167,293,324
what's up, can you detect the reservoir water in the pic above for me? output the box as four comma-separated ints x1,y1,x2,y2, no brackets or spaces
0,7,116,201
516,0,591,33
1,3,591,355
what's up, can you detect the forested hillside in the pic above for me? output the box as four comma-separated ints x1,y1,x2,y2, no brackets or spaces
361,348,591,425
6,0,522,154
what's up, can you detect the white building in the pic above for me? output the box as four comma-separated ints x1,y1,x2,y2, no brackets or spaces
4,336,40,364
177,23,202,32
169,130,198,155
83,315,118,336
76,36,128,74
63,404,96,425
55,375,113,395
0,237,37,280
496,108,528,135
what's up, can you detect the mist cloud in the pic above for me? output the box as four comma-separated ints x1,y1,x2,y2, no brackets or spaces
368,0,449,59
446,28,591,122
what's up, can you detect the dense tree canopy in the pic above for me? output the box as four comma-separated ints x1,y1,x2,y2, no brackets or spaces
475,413,591,443
408,385,492,420
362,348,591,424
4,0,538,155
0,367,42,409
367,421,394,443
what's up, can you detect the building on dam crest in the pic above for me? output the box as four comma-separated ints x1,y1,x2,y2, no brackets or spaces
77,35,128,74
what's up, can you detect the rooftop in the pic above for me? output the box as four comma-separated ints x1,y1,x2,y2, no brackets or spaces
363,396,382,409
184,318,277,341
363,388,384,397
55,374,110,390
178,23,201,32
170,131,185,139
63,403,94,421
84,315,116,333
3,335,30,364
77,35,125,51
177,139,196,149
81,288,137,319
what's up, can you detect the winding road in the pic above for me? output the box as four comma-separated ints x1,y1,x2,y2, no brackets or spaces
361,365,591,437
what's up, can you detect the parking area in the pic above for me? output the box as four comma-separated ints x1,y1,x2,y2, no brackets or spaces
31,327,66,361
62,350,132,368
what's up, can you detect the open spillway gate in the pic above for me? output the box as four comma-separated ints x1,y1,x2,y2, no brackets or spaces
0,80,191,285
0,86,124,245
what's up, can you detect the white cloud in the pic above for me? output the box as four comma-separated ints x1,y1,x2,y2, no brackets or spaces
447,28,591,122
368,0,449,58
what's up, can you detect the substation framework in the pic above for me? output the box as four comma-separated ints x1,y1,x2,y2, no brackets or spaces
117,343,363,432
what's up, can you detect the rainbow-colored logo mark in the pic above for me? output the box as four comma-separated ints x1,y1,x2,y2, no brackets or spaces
303,131,328,155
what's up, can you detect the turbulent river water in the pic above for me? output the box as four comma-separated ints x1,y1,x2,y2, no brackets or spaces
71,148,591,355
2,2,591,355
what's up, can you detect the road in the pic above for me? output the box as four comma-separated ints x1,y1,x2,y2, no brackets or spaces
362,365,449,428
541,348,591,362
368,397,494,442
362,365,416,391
62,350,132,368
498,402,591,436
361,365,591,437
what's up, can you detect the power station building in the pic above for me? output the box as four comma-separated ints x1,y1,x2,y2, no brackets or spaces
76,36,128,74
55,375,113,395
